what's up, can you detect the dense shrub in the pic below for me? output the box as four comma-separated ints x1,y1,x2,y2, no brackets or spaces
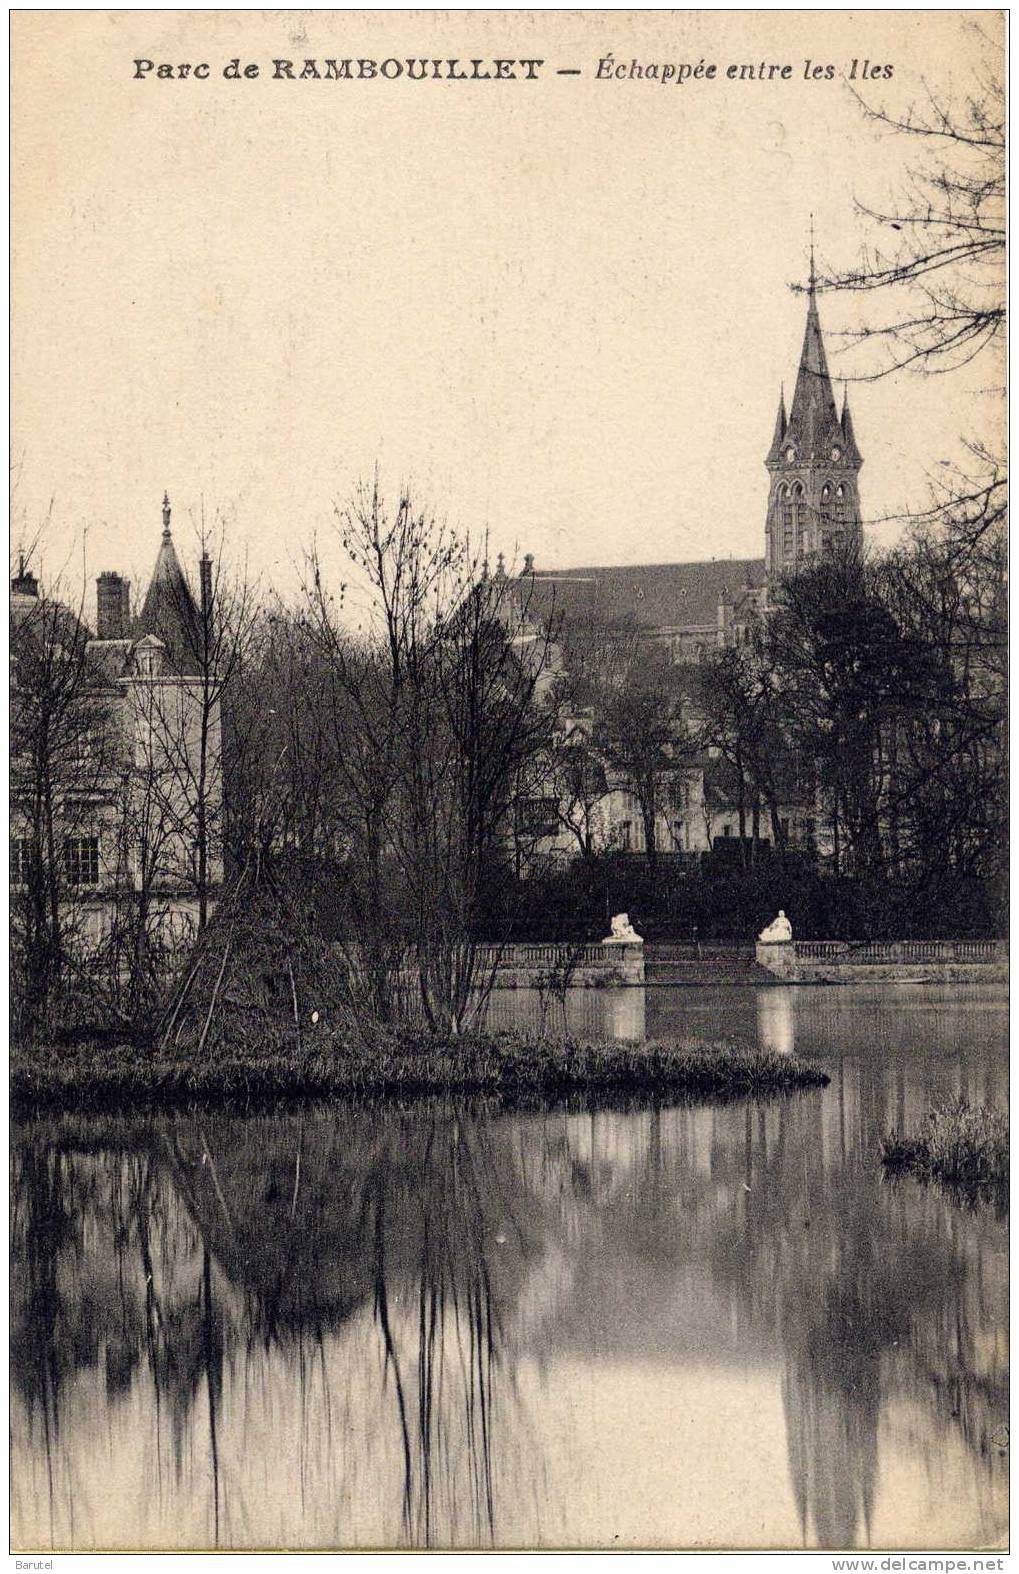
475,855,1006,944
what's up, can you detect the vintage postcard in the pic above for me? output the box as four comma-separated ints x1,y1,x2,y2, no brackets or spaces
10,9,1006,1558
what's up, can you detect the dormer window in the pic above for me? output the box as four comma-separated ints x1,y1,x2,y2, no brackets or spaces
134,634,166,678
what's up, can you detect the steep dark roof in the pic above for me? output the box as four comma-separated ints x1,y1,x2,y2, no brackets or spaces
767,283,859,467
516,558,766,634
85,638,134,685
134,503,201,672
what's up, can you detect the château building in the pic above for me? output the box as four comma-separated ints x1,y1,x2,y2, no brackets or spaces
10,497,223,966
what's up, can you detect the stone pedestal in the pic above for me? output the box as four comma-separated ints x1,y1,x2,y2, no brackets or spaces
602,940,645,986
755,939,797,979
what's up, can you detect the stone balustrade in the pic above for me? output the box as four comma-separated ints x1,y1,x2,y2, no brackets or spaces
756,936,1006,983
478,940,645,988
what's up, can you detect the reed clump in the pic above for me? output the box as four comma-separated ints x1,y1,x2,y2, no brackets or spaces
881,1101,1008,1206
11,1025,828,1113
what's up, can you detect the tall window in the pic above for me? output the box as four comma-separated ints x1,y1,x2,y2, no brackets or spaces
11,836,33,887
819,483,833,550
517,797,558,839
834,484,847,536
780,486,794,559
792,483,805,557
64,835,100,888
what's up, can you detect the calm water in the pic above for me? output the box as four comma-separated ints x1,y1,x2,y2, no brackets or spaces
11,984,1008,1551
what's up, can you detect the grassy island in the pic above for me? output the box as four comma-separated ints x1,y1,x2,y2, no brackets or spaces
11,1027,829,1114
881,1102,1008,1207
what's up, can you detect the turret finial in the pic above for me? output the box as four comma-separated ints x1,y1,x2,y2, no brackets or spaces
162,492,172,539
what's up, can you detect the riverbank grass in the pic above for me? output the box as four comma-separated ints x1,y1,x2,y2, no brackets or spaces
881,1102,1008,1205
11,1026,828,1112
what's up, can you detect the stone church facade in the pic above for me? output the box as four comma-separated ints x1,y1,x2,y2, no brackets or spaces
507,264,864,865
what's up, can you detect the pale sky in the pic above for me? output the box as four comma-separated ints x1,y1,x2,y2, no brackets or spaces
11,10,1003,614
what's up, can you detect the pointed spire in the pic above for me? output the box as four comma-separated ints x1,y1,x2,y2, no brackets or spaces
839,384,862,465
783,230,842,461
766,385,789,463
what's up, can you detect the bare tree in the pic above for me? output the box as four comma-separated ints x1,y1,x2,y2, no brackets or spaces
563,627,695,879
534,710,611,867
98,677,206,1021
222,604,339,875
10,570,120,1033
300,489,421,1023
818,28,1004,384
696,641,795,865
805,32,1006,922
767,542,913,880
141,529,259,931
303,477,557,1035
876,508,1006,909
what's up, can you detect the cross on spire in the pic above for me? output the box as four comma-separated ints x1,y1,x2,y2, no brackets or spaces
808,213,816,290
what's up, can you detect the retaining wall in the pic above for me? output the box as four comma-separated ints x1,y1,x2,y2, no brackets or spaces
479,941,645,989
756,938,1007,984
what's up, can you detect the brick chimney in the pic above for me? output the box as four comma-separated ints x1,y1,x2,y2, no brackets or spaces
199,551,212,622
11,555,38,598
717,584,733,646
96,572,131,639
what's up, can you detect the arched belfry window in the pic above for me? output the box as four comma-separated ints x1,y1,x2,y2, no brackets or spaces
820,482,833,549
778,483,795,560
791,482,805,558
834,483,847,534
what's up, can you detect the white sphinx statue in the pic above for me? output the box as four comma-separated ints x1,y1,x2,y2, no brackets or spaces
603,912,643,944
758,910,793,944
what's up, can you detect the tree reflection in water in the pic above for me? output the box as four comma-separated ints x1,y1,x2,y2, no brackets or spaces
11,1107,545,1548
10,1046,1008,1550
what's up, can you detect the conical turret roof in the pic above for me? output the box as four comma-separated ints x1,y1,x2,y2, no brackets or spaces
134,494,201,672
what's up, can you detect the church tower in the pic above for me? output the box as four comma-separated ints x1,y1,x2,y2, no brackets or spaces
764,250,863,577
